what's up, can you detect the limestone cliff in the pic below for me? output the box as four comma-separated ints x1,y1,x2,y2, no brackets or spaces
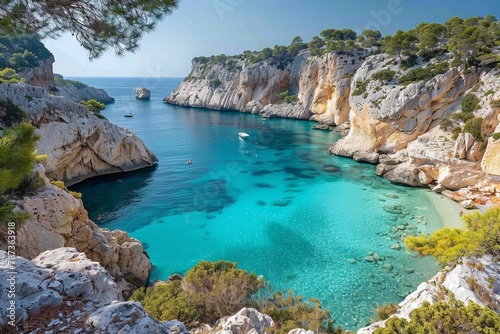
0,83,157,185
165,50,368,123
330,56,500,207
19,56,56,90
168,48,500,207
0,248,178,333
0,169,152,297
54,74,115,104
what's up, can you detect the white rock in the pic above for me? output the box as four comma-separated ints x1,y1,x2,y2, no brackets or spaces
136,87,151,100
0,83,157,186
215,308,274,334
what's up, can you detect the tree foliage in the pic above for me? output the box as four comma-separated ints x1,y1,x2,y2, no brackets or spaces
0,122,40,195
131,260,263,325
8,49,39,69
382,30,418,61
461,93,481,113
405,208,500,265
0,0,179,59
0,67,24,83
130,260,344,333
0,98,27,127
463,117,483,141
259,289,344,334
80,99,105,113
375,297,500,334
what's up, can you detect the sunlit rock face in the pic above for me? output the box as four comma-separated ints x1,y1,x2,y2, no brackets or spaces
0,83,157,186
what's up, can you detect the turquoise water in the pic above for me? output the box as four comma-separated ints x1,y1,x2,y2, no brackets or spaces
71,77,442,329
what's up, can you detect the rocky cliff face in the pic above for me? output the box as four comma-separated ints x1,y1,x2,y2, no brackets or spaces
165,50,368,122
168,50,500,207
0,83,157,185
0,248,177,333
1,170,152,297
19,56,56,90
55,84,115,104
331,60,500,207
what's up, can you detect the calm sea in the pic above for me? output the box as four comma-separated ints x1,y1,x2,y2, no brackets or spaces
70,77,442,329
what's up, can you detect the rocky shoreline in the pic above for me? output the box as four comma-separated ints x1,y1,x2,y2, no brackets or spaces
165,49,500,209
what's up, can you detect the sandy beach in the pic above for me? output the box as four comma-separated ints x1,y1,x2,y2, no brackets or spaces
424,190,470,229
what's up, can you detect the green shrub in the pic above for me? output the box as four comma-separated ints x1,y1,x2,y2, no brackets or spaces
492,133,500,140
461,93,480,113
484,89,495,96
131,260,262,324
80,99,105,113
490,99,500,108
0,123,40,195
375,297,500,333
53,75,88,89
68,190,82,199
93,112,107,120
258,288,344,334
399,67,433,85
352,80,369,96
450,111,474,123
451,126,462,139
430,61,449,75
371,69,396,82
10,173,45,197
439,116,452,130
130,260,344,333
400,55,418,70
209,78,222,88
0,203,30,227
0,54,7,69
0,98,26,127
463,117,483,141
8,49,39,70
374,303,399,321
0,67,24,83
405,227,471,265
50,180,66,190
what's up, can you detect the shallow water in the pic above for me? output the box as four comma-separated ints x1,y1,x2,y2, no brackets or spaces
71,77,442,329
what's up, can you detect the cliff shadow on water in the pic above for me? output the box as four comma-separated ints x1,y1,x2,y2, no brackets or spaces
70,165,158,230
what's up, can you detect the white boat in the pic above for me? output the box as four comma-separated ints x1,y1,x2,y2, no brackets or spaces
238,132,249,138
124,113,133,117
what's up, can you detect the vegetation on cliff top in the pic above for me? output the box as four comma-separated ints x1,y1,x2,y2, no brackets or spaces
194,15,499,72
375,296,500,334
131,260,344,334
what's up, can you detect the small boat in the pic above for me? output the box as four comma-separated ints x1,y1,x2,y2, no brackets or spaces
124,113,133,117
238,132,249,138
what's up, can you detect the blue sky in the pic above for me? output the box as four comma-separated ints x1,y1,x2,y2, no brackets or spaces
44,0,500,77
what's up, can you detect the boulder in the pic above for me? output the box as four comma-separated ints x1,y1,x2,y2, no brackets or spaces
214,308,274,334
136,87,151,100
437,165,486,190
353,151,380,164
